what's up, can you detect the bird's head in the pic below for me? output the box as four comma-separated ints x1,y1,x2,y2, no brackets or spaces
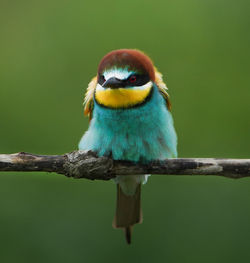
94,49,155,109
84,49,171,119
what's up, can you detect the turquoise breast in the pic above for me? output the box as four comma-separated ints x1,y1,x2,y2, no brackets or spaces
79,84,177,162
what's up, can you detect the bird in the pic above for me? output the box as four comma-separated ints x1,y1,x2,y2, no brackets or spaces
79,49,177,244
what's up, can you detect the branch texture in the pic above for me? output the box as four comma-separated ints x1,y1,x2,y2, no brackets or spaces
0,151,250,180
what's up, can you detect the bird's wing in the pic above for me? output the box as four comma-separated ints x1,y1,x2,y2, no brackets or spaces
154,68,171,111
83,76,97,121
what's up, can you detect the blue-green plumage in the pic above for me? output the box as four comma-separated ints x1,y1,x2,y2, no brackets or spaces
79,83,177,162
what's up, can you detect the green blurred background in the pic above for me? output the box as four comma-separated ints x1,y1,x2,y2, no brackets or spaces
0,0,250,262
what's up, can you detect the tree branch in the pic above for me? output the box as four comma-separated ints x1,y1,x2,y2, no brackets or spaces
0,151,250,180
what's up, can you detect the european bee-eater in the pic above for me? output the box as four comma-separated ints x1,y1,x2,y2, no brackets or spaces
79,49,177,244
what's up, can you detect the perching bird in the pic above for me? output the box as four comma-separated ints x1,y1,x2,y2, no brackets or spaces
79,49,177,244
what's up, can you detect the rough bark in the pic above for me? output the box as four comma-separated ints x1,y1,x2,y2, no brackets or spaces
0,151,250,180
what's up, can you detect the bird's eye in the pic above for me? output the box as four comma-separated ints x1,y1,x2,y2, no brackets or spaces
99,75,106,85
129,75,137,83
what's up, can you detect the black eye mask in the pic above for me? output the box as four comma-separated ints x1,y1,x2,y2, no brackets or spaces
98,73,150,88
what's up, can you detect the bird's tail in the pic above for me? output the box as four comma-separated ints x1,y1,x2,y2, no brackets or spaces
113,183,142,244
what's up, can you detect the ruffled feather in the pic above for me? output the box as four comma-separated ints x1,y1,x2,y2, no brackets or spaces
83,76,97,121
154,68,171,111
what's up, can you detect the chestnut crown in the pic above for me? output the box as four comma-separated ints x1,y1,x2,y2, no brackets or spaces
97,49,155,85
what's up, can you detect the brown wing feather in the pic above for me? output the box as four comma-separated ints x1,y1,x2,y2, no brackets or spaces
83,76,97,121
154,68,172,111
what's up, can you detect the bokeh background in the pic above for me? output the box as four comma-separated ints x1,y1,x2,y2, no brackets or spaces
1,0,250,262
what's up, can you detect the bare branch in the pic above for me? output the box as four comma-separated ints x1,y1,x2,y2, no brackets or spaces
0,151,250,180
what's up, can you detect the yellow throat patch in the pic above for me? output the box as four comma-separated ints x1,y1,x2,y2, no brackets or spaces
95,85,153,108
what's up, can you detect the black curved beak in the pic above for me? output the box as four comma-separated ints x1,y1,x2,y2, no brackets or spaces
102,77,124,89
